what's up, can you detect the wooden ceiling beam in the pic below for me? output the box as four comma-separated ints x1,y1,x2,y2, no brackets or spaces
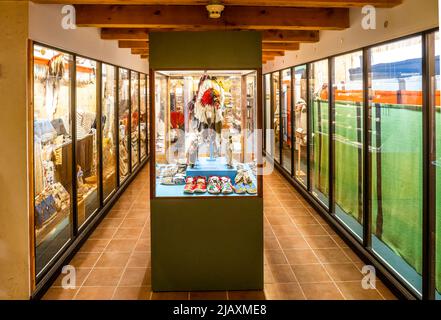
140,54,149,59
263,51,285,57
131,48,149,55
33,1,402,9
263,42,299,51
118,40,149,48
102,28,319,43
75,5,350,30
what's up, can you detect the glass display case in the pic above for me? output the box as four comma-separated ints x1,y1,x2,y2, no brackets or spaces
118,68,130,182
140,73,147,161
131,71,140,170
75,56,99,228
33,44,73,276
152,70,259,198
102,63,117,202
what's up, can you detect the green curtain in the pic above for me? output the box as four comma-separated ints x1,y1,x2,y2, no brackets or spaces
312,100,329,201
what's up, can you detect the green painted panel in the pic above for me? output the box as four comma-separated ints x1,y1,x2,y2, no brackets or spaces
151,197,263,291
149,31,262,69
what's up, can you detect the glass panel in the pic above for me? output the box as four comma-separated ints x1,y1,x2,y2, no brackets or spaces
309,60,330,207
154,70,258,198
370,36,423,295
147,75,150,156
272,72,280,163
118,68,130,183
131,71,140,170
101,64,117,202
434,31,441,300
293,65,308,186
33,45,73,276
264,74,273,156
333,51,364,240
140,73,147,161
76,57,99,228
281,69,292,173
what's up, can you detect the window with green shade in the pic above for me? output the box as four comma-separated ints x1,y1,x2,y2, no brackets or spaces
333,51,364,240
370,36,423,295
272,72,280,164
309,60,329,207
264,74,273,157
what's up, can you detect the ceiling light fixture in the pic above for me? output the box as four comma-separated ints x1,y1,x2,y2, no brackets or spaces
206,0,225,19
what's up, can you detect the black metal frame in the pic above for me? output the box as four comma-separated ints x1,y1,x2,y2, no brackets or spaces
30,41,150,296
263,27,440,300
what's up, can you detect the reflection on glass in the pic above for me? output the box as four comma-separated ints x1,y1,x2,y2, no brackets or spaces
370,36,423,294
433,31,441,300
293,65,308,186
140,73,147,161
33,45,73,276
281,69,292,173
264,74,272,156
333,51,364,239
119,68,130,182
154,70,258,198
131,71,140,170
102,64,117,202
76,57,99,228
272,72,280,163
309,60,329,207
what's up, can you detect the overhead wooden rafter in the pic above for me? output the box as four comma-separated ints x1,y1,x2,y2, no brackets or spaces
263,43,300,51
74,5,350,30
32,1,402,8
131,48,149,55
118,40,148,48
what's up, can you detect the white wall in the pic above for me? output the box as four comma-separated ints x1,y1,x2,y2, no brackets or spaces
29,3,148,73
263,0,439,73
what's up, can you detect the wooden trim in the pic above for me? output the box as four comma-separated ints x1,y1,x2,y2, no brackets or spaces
28,39,36,294
263,43,300,51
118,40,149,49
262,30,319,43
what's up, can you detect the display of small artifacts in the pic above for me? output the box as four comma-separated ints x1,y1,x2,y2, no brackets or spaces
119,69,130,182
154,70,259,197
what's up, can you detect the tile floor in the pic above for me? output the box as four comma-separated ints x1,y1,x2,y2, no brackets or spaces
43,165,396,300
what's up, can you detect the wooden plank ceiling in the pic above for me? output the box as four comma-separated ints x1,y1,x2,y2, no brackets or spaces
31,0,402,63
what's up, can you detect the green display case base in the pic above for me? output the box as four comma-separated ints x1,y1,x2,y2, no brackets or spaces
151,197,263,292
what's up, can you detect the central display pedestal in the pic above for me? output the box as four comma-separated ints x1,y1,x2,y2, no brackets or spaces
186,157,237,181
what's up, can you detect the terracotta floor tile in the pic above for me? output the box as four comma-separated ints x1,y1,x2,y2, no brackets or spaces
151,292,189,300
325,264,363,282
278,236,309,250
313,248,352,264
264,266,275,284
69,252,101,268
95,252,131,268
127,252,151,268
284,249,320,265
290,215,319,225
291,264,332,283
376,281,398,300
190,291,228,300
264,207,286,216
106,209,128,219
74,287,116,300
297,225,328,236
264,250,288,265
284,207,312,216
98,218,123,229
113,286,151,300
271,225,300,237
42,287,77,300
105,239,137,252
304,236,339,249
89,227,116,240
342,248,364,264
120,218,146,228
280,200,304,208
300,283,344,300
134,238,151,252
336,282,384,300
126,209,149,219
264,237,281,250
113,227,143,240
267,215,294,226
79,239,110,253
83,268,124,286
119,267,151,286
264,283,305,300
267,264,297,283
228,291,266,300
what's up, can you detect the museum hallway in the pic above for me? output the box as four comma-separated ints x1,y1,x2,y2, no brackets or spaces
42,164,396,300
